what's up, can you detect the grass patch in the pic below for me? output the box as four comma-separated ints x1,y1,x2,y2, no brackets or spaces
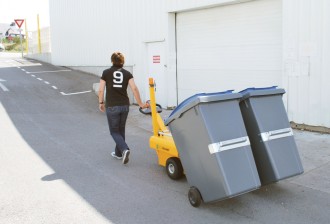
4,42,25,52
1,36,26,52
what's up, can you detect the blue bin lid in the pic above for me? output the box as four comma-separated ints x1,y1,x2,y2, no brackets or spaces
164,90,241,126
240,86,285,100
239,86,277,94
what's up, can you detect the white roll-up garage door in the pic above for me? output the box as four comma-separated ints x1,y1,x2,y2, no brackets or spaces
176,0,282,103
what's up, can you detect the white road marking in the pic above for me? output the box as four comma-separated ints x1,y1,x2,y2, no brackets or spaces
23,69,87,95
60,90,92,96
21,69,25,72
0,79,9,91
27,69,71,74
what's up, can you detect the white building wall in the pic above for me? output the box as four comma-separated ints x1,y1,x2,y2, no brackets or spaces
49,0,330,128
167,0,252,12
169,0,330,128
50,0,133,66
175,0,282,102
49,0,167,102
26,27,52,64
283,0,330,128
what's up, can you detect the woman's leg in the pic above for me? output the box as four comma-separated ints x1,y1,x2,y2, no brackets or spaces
106,106,129,155
118,105,129,148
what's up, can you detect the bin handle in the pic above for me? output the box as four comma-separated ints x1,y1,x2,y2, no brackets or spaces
208,136,250,154
260,128,293,142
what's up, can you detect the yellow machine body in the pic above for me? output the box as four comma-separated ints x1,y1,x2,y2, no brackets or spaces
150,135,178,167
148,78,179,167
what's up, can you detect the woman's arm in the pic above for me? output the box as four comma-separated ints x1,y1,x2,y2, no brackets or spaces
98,79,106,112
128,78,148,108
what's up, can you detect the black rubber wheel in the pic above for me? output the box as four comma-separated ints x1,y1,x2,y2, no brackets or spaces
166,157,184,180
188,187,202,207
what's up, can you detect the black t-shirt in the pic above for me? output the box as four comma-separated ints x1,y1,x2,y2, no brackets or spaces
101,66,133,107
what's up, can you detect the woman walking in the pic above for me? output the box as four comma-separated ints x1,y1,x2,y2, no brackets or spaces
98,52,148,164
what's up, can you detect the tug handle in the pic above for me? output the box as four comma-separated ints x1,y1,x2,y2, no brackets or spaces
149,78,161,136
139,101,162,115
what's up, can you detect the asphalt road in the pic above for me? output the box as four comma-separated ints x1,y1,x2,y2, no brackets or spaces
1,53,330,224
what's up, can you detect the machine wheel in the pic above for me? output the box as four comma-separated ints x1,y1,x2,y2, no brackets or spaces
166,158,184,180
188,187,202,207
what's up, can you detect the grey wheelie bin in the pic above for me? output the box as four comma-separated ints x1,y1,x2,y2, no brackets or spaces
239,87,304,185
164,91,261,207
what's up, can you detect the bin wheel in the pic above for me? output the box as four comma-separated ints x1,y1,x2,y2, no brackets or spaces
188,187,202,207
166,158,184,180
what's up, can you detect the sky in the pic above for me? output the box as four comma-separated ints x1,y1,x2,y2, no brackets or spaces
0,0,49,31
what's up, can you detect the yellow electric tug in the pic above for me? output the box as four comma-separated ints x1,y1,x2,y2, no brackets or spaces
140,78,184,180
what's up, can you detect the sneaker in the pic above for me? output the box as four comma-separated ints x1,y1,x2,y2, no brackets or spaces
111,152,122,160
122,149,130,164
